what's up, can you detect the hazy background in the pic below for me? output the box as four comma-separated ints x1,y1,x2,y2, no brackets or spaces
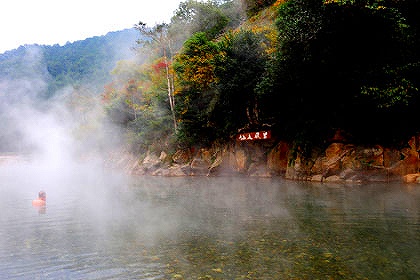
0,0,183,53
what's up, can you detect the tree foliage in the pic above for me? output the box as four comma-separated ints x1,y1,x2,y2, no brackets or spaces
171,0,232,41
241,0,278,17
103,0,244,150
212,30,269,134
257,0,420,146
173,32,223,145
103,0,420,153
0,29,138,98
135,22,177,131
174,29,270,144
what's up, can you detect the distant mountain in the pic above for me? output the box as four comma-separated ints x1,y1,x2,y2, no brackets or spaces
0,28,140,98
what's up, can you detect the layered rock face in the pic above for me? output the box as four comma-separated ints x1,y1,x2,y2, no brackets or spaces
283,135,420,183
112,135,420,183
286,140,419,183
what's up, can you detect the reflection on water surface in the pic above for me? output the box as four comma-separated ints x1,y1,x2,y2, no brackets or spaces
0,168,419,279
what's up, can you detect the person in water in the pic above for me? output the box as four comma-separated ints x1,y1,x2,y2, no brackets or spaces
32,191,46,206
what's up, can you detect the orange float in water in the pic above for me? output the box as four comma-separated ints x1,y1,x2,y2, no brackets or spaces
32,191,46,206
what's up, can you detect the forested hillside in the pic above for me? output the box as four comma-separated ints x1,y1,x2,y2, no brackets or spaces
102,0,420,156
0,28,138,97
0,29,139,152
1,0,419,159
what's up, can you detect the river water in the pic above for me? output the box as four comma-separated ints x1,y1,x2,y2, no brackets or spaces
0,161,419,279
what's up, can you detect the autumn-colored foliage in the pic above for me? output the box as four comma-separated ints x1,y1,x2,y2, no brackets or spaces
174,33,223,91
153,61,167,73
102,0,420,152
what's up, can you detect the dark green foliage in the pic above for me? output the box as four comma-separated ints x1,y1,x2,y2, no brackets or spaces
175,31,266,143
175,30,269,145
174,32,222,146
174,0,420,150
212,30,269,136
257,0,420,148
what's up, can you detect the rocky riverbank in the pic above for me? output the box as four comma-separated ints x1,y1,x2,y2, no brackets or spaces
105,134,420,184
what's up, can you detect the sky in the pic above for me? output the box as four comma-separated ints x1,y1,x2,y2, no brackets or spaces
0,0,183,54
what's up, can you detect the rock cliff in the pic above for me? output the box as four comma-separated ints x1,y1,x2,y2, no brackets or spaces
109,135,420,183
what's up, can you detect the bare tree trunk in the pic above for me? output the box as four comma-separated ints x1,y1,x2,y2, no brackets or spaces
163,48,177,132
136,22,177,132
168,40,176,115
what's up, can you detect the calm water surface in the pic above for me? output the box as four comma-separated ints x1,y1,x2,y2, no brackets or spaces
0,162,419,279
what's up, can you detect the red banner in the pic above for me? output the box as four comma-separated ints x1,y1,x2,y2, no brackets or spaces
237,131,271,141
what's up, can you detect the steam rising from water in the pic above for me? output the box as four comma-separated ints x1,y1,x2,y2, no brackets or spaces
0,45,127,208
2,45,116,155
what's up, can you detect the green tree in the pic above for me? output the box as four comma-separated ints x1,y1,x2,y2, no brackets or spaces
174,32,224,145
212,30,269,135
135,22,177,132
170,0,231,42
103,59,175,153
174,30,269,144
261,0,419,146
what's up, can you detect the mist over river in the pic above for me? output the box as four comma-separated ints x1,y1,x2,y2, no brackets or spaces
0,161,419,279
